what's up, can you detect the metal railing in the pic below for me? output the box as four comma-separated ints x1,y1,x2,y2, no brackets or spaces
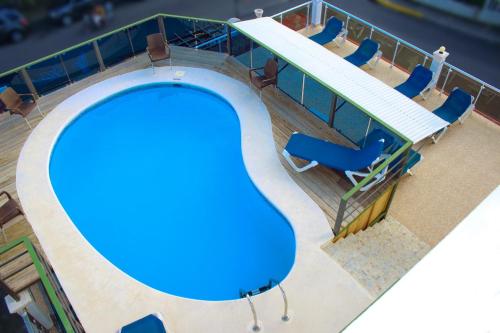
0,14,227,98
320,1,499,123
0,237,84,333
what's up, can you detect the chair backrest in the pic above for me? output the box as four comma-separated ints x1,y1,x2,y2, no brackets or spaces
408,65,433,90
351,138,385,170
147,33,166,51
0,88,21,109
443,88,473,116
323,17,343,36
264,59,278,79
362,129,395,151
357,39,379,59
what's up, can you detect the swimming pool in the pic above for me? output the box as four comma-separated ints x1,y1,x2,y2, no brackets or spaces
49,83,296,301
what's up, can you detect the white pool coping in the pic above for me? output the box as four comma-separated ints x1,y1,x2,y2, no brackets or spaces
16,67,372,333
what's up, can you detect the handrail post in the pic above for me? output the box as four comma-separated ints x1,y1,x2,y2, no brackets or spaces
300,73,306,105
226,25,232,56
475,85,484,106
391,41,400,68
440,67,452,95
92,41,105,72
59,55,71,84
275,281,289,321
245,294,261,332
157,16,167,41
126,28,136,56
334,197,347,234
250,40,254,68
306,3,311,29
20,68,38,99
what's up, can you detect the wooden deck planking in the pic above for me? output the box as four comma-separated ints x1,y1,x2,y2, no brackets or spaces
0,46,360,251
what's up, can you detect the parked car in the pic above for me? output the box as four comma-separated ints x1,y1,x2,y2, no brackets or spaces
0,7,29,43
48,0,96,26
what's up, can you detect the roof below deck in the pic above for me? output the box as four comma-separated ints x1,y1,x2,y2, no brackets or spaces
232,17,449,143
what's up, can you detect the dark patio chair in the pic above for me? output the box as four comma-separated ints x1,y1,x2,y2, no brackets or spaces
0,87,44,129
0,191,24,242
146,33,171,71
249,58,278,98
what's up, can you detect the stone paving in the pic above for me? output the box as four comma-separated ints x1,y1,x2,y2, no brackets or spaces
323,215,431,297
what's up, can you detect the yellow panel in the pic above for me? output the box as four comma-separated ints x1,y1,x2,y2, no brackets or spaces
369,185,394,222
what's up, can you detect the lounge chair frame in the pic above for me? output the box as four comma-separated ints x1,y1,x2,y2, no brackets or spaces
431,88,475,144
282,132,390,192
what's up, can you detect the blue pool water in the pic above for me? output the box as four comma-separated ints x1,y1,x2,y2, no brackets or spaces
49,84,296,301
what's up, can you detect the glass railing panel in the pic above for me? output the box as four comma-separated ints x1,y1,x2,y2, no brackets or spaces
128,19,159,54
60,43,100,82
303,76,332,122
251,44,274,69
97,30,134,67
0,72,29,94
193,21,227,51
371,30,397,63
164,16,194,46
438,68,482,98
282,5,309,31
323,5,348,27
277,61,303,104
394,43,426,73
475,86,500,122
232,31,252,67
26,56,70,95
345,17,370,44
333,98,371,144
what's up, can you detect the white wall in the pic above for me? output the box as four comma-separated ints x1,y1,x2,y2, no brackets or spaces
343,186,500,333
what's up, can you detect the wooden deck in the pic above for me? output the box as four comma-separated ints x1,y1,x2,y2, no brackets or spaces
0,46,361,250
1,37,498,252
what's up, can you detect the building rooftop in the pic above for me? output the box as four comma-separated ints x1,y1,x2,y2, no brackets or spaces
0,2,499,332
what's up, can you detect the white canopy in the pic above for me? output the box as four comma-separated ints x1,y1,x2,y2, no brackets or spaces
233,18,449,143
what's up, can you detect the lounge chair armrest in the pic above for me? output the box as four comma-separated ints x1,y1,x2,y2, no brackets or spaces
249,66,265,74
339,28,347,40
0,191,12,200
261,76,277,84
5,107,20,113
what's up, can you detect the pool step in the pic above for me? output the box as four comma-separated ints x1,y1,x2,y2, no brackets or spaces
322,215,430,297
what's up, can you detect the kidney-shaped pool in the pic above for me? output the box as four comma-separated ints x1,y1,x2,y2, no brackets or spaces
49,84,295,301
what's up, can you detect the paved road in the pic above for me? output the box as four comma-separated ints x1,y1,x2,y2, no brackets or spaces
0,0,498,87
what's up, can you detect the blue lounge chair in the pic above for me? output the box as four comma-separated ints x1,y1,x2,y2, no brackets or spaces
309,17,347,46
431,87,474,143
394,65,433,99
344,39,382,68
362,129,423,175
119,313,167,333
283,132,390,191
